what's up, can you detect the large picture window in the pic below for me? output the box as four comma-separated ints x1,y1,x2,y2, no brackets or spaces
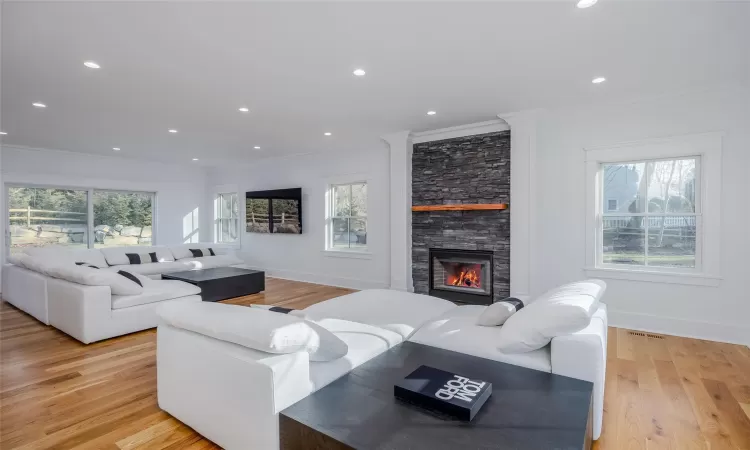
327,182,367,251
7,186,155,254
600,157,699,269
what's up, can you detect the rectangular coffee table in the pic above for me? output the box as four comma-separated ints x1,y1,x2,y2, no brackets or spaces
162,267,265,302
280,341,593,450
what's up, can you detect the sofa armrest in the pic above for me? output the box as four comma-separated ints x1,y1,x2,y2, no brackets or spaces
550,303,607,440
2,264,51,324
47,278,112,344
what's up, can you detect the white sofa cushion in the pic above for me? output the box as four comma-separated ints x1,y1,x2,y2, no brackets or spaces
476,299,523,326
157,302,348,361
112,280,201,309
44,263,144,296
179,254,244,270
496,279,606,353
303,289,458,339
106,261,192,276
409,305,552,372
309,318,404,389
101,245,174,266
23,247,108,268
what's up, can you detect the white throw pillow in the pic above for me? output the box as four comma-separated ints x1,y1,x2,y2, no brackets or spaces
496,279,606,353
476,298,524,327
158,302,348,361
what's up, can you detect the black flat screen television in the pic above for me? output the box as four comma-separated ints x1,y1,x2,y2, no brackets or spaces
246,188,302,234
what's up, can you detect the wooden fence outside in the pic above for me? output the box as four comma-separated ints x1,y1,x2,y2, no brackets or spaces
9,207,87,227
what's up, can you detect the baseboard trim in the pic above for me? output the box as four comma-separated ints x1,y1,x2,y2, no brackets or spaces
608,309,749,346
238,265,389,291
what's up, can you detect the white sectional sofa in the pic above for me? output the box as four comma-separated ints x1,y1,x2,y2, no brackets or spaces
157,283,608,449
2,243,244,343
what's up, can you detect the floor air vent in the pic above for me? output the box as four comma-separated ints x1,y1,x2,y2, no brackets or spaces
628,331,665,339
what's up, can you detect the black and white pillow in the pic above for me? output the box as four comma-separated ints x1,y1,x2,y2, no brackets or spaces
75,262,101,269
189,248,216,258
125,252,158,265
117,270,143,287
250,304,306,318
476,297,525,327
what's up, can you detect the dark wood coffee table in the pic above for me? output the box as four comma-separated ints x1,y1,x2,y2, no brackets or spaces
162,267,265,302
280,341,593,450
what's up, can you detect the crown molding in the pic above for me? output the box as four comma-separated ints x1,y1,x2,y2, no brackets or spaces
411,119,508,144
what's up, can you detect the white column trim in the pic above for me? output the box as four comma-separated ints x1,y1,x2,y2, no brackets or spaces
382,130,413,291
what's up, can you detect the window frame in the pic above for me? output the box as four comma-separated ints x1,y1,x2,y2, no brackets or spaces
5,183,157,256
324,176,371,258
215,192,240,244
583,132,722,286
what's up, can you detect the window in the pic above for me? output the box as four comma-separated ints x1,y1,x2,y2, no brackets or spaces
584,133,722,286
216,192,239,243
600,158,698,269
327,182,367,251
8,187,89,254
93,190,154,248
6,185,155,254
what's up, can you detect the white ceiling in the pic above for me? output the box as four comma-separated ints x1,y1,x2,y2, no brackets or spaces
2,1,748,165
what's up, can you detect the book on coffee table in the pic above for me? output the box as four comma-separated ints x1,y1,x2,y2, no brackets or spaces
394,365,492,421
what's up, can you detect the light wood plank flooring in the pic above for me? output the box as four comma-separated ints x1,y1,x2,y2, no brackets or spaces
1,278,749,449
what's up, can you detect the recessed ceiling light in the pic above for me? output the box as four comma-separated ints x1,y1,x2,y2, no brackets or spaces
427,111,437,116
576,0,598,8
254,146,261,149
0,131,7,135
33,102,47,108
238,107,249,113
324,132,332,136
168,129,178,133
113,147,120,151
192,158,199,161
592,77,606,84
83,61,101,69
353,68,366,77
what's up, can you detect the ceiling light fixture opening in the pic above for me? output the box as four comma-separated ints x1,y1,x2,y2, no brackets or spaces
427,111,437,116
239,107,249,112
576,0,598,8
192,158,199,161
168,129,178,133
0,131,7,135
254,146,261,149
353,68,366,77
84,61,101,69
33,103,47,108
324,132,332,136
592,77,606,84
113,147,120,151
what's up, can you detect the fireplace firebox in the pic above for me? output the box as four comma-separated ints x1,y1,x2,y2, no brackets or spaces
429,249,494,305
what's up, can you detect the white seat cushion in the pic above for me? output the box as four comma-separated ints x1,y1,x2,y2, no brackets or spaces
179,254,244,270
303,289,458,339
23,247,108,268
112,280,201,309
409,305,552,373
105,261,194,275
309,318,404,390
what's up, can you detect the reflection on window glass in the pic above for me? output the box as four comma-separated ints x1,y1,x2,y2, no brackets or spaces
329,183,367,250
93,191,154,248
8,187,88,254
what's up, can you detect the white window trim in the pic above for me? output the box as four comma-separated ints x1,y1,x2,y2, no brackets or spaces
583,132,722,286
213,184,241,248
323,174,372,259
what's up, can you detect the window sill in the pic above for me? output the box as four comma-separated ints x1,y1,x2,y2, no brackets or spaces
322,249,373,260
583,267,721,287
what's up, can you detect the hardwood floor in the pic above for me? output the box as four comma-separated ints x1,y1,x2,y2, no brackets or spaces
1,279,749,449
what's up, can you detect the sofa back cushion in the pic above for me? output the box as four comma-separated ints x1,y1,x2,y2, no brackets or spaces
158,302,348,362
23,247,108,268
496,279,606,353
169,244,218,260
100,245,174,266
45,264,144,295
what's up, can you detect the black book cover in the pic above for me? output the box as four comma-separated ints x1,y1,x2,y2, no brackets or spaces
394,365,492,421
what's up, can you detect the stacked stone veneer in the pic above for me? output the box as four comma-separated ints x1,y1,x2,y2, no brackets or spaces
411,131,511,302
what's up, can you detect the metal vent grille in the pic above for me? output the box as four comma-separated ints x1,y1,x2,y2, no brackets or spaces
628,331,665,339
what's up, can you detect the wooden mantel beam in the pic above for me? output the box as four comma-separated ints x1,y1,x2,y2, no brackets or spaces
411,203,508,212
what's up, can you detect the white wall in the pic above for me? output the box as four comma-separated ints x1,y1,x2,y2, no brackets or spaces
207,145,391,290
532,86,750,344
1,146,212,251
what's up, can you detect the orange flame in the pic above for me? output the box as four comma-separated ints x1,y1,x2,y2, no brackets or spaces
447,265,481,288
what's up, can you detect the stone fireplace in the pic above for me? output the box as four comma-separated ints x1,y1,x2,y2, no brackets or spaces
411,130,511,304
